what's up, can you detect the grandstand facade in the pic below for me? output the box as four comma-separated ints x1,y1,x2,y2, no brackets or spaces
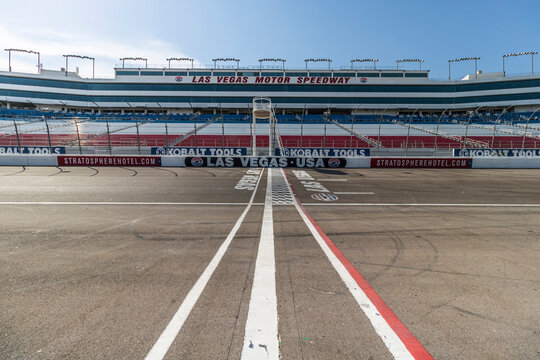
1,65,539,114
1,62,540,154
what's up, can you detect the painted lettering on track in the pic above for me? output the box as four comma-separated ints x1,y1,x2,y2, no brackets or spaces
235,168,262,190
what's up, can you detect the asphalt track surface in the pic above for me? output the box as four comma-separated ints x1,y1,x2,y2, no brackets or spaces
0,166,539,359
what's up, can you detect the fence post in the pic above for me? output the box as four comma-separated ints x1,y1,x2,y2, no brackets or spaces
11,116,21,149
135,116,141,155
105,116,112,155
164,113,169,149
45,120,52,152
74,118,82,154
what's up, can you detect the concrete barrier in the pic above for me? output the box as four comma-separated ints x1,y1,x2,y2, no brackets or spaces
472,157,540,168
2,155,540,169
0,155,58,166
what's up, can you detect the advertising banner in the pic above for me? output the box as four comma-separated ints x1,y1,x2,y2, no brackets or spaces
185,157,347,168
0,146,65,154
151,147,247,156
172,75,360,85
275,148,370,157
371,158,472,168
58,156,161,167
454,148,540,157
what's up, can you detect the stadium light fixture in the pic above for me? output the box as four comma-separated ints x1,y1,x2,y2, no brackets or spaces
119,57,148,69
396,58,424,70
502,52,537,76
166,57,194,69
448,57,480,80
62,54,95,78
212,58,240,69
258,58,286,70
4,48,40,74
304,58,333,70
350,59,379,70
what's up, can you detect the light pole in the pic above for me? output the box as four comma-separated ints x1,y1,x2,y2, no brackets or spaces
4,48,40,73
448,57,480,80
258,58,286,70
119,57,148,69
304,58,332,71
503,52,537,76
350,59,379,70
396,58,424,70
62,54,95,78
166,57,194,69
212,58,240,69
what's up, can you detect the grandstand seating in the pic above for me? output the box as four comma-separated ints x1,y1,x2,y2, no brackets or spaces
1,107,539,150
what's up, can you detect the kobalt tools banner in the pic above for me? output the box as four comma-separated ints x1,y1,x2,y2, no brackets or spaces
0,146,65,154
454,148,540,157
58,156,161,167
151,147,247,156
185,157,347,168
275,148,370,157
371,158,472,168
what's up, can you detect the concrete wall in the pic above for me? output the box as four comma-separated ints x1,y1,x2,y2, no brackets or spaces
2,155,540,168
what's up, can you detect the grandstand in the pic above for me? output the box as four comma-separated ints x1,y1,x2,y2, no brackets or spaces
1,59,540,155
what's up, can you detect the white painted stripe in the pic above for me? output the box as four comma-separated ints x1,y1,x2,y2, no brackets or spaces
317,178,348,182
4,201,539,208
0,201,262,206
241,168,279,360
280,169,415,359
144,169,265,360
333,192,375,195
302,203,540,207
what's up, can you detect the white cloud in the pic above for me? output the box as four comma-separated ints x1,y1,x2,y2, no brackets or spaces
0,24,201,78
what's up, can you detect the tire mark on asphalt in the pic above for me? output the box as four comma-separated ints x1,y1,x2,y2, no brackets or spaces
450,305,536,331
352,261,540,283
152,167,178,177
49,166,69,176
88,167,99,176
410,235,439,278
120,167,137,176
4,166,26,176
190,168,217,177
359,222,404,282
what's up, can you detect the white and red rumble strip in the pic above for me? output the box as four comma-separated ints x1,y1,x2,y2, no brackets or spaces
280,168,433,360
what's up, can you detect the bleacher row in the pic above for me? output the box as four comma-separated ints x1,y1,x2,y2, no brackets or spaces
0,108,539,124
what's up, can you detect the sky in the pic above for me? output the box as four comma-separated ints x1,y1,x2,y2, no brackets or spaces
0,0,539,80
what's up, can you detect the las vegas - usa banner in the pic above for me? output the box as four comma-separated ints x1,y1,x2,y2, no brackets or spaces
275,148,370,157
185,156,347,168
454,148,540,157
151,147,247,156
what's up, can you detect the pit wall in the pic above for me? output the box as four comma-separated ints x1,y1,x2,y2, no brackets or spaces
2,155,540,169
